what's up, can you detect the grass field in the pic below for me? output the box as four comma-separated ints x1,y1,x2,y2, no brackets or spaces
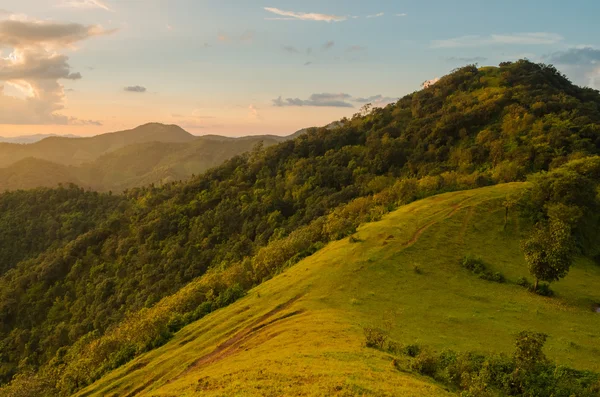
76,183,600,396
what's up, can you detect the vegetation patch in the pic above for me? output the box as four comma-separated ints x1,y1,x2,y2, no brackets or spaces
367,332,600,396
461,255,506,283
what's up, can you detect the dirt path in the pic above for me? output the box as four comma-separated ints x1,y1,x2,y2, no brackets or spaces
171,293,305,382
403,203,465,247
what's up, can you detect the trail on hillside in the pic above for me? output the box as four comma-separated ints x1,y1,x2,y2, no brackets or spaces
176,294,305,378
403,201,468,247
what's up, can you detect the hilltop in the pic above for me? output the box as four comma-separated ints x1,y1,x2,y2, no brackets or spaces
0,60,599,396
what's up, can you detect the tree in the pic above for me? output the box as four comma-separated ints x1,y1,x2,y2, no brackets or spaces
521,220,575,291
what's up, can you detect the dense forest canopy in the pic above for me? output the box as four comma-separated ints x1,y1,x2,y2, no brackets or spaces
0,60,599,395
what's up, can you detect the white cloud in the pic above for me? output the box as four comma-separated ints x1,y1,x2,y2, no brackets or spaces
272,93,396,108
367,12,384,19
396,13,408,17
264,7,347,22
57,0,113,12
432,32,563,48
0,15,114,125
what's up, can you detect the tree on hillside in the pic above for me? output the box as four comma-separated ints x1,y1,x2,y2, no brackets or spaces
521,219,575,291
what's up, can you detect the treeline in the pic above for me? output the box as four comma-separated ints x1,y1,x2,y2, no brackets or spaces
1,60,600,395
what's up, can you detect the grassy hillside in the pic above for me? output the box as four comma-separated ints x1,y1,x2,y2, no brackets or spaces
75,184,600,396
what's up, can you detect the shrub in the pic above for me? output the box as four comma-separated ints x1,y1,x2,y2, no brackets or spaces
462,255,487,274
403,344,422,358
516,277,531,288
462,255,505,283
363,327,388,349
533,283,554,297
480,271,505,283
411,349,439,376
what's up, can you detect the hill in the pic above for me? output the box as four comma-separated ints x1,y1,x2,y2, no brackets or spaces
73,183,600,396
0,60,599,396
0,123,196,168
0,131,290,192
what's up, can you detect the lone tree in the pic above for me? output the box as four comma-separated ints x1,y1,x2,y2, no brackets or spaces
521,219,575,291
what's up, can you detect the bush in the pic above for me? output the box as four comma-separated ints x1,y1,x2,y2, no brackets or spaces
480,271,505,283
462,255,505,283
363,327,388,349
403,344,422,358
533,283,554,297
462,255,487,274
411,350,439,376
516,277,531,288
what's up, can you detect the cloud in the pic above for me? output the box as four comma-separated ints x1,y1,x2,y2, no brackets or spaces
446,56,488,63
273,93,354,108
547,47,600,88
57,0,113,12
283,45,299,54
367,12,384,18
354,95,398,106
264,7,347,22
0,15,113,125
123,85,146,93
396,13,408,17
272,93,396,108
0,19,114,47
432,32,563,48
322,40,335,50
548,47,600,65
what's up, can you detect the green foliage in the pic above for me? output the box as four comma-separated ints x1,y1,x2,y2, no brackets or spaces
378,332,600,397
461,255,505,283
362,327,389,349
2,60,600,394
522,220,575,290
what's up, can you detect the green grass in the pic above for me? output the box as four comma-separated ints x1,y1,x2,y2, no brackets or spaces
75,183,600,396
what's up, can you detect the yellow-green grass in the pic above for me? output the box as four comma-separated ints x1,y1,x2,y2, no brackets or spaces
76,183,600,397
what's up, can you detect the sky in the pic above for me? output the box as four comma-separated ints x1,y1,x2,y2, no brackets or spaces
0,0,599,137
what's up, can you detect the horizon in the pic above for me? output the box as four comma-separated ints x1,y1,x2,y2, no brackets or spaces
1,1,600,138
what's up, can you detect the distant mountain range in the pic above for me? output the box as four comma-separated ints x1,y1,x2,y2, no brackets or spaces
0,123,309,192
0,134,81,144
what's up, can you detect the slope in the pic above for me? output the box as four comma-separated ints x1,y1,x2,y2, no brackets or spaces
75,183,600,397
0,132,284,192
1,60,600,394
0,123,196,167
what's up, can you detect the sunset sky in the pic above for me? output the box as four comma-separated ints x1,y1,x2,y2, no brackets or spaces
1,0,599,137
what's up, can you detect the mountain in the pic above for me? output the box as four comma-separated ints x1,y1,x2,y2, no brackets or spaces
0,128,301,192
0,123,196,167
0,134,81,144
0,60,599,396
